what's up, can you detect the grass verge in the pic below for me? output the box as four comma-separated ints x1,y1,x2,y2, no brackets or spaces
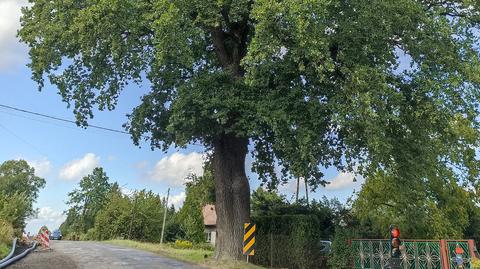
0,243,10,260
104,240,264,269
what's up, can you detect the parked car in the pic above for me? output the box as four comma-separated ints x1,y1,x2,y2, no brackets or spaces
49,230,62,240
319,240,332,255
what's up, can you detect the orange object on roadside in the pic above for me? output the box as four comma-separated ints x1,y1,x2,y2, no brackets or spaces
38,226,50,248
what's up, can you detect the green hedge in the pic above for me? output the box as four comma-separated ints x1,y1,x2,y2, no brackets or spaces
251,215,327,269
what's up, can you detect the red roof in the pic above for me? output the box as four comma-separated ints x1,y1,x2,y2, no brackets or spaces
202,204,217,226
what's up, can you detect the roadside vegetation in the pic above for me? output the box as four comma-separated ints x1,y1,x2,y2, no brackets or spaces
0,160,45,258
105,240,264,269
105,240,213,264
0,219,13,258
60,165,216,244
58,161,480,268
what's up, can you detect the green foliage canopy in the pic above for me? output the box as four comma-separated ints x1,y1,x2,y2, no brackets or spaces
93,187,131,240
19,0,480,190
0,160,45,232
353,171,478,239
62,167,113,234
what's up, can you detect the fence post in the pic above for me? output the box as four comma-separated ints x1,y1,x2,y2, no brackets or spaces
468,240,476,259
440,239,449,269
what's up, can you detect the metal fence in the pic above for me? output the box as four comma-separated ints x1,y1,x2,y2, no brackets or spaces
351,239,476,269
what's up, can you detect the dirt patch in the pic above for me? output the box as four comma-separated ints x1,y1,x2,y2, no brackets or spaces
8,248,78,269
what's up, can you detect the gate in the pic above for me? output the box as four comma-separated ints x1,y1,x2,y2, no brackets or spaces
352,239,476,269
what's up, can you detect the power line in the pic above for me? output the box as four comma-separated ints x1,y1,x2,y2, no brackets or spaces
0,108,86,132
0,103,130,135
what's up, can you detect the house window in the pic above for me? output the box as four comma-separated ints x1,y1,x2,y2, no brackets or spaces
206,232,212,243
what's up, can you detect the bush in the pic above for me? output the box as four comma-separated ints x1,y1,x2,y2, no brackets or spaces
0,243,9,259
64,232,81,241
84,228,98,240
194,242,215,251
251,215,327,269
0,219,14,244
328,227,354,269
472,259,480,269
174,240,193,249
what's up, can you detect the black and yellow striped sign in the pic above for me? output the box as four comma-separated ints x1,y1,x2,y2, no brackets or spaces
243,223,256,256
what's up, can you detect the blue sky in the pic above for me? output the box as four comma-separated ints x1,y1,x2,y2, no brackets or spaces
0,0,363,234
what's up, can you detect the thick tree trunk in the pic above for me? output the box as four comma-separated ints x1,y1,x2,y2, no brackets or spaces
213,134,250,260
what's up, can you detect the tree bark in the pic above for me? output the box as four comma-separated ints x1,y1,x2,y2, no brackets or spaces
213,134,250,260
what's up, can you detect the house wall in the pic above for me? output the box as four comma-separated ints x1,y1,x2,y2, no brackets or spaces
205,226,217,246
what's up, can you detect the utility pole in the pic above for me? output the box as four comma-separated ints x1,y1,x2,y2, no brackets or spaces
160,188,170,244
304,177,309,205
128,192,138,240
295,177,300,203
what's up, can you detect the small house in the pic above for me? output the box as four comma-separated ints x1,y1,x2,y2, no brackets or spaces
202,204,217,245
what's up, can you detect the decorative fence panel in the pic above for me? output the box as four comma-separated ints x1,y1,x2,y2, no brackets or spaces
402,241,442,269
446,241,473,269
352,239,475,269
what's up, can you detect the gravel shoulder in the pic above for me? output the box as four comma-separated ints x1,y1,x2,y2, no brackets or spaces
9,247,78,269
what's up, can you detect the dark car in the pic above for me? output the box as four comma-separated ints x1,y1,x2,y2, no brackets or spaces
49,230,62,240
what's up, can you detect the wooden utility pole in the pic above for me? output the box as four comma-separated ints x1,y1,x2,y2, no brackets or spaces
160,188,170,244
304,177,309,205
295,177,300,203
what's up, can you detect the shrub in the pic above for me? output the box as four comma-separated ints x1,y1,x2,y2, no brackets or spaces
65,232,81,241
78,233,89,241
84,228,98,240
0,219,14,244
174,240,193,249
472,258,480,269
0,243,9,259
194,242,215,251
328,227,354,269
251,215,326,269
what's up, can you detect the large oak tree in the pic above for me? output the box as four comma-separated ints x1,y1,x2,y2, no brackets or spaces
19,0,480,259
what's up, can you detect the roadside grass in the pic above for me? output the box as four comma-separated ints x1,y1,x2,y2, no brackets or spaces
105,239,212,263
0,243,10,260
104,240,264,269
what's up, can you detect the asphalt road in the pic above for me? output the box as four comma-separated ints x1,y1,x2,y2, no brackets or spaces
9,241,200,269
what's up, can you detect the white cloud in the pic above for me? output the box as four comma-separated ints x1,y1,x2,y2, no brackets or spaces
325,172,363,190
149,152,204,186
0,0,29,71
27,158,52,178
59,153,100,181
169,192,186,209
25,207,66,234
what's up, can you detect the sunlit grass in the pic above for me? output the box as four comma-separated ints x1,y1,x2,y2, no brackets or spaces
0,243,10,260
104,240,264,269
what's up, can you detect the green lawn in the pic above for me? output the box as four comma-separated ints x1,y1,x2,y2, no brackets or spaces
104,240,264,269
